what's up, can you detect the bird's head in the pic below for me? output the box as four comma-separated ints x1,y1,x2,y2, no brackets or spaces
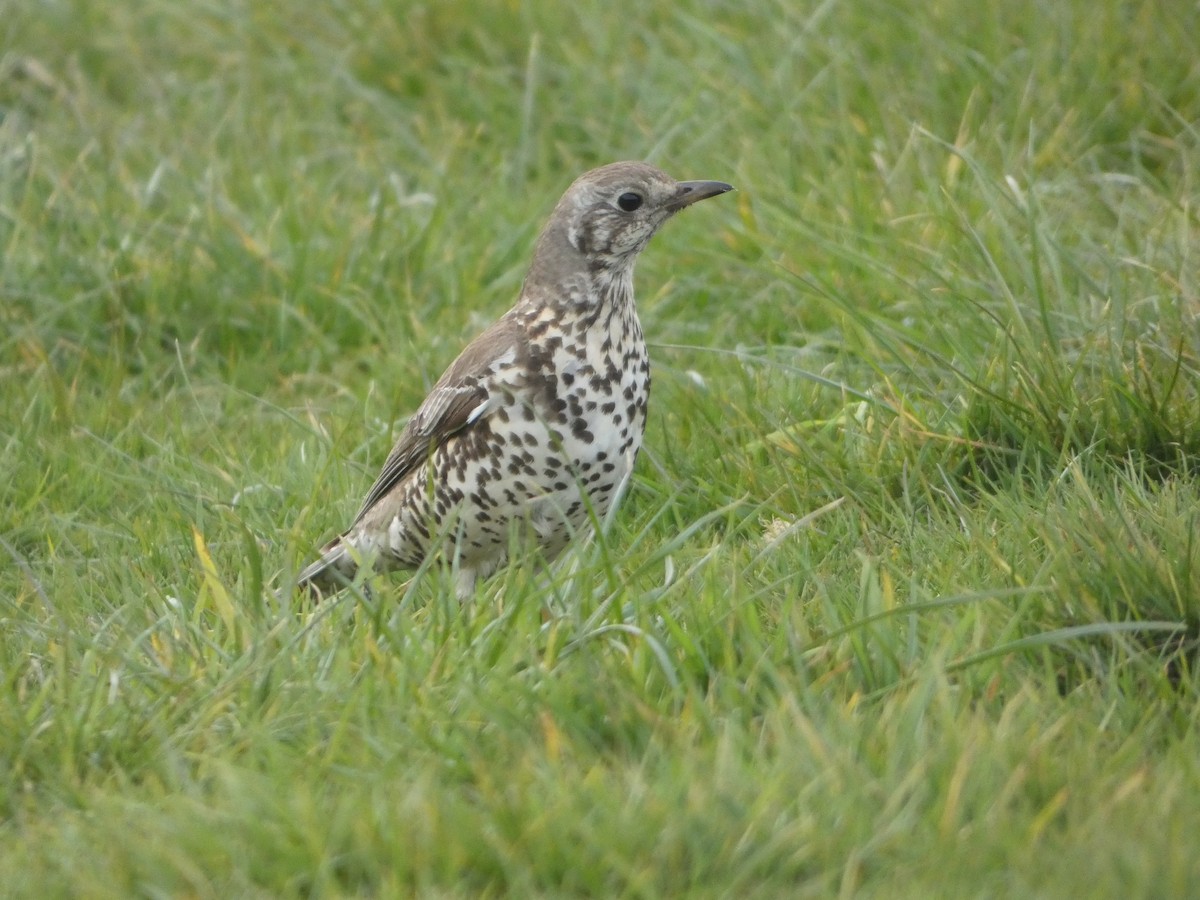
525,161,732,294
556,161,732,261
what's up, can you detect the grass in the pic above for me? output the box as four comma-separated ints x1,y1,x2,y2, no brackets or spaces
2,0,1199,895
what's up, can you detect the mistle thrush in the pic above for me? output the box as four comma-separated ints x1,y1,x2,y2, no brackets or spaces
296,161,732,597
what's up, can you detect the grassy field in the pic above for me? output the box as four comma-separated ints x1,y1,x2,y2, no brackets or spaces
2,0,1199,895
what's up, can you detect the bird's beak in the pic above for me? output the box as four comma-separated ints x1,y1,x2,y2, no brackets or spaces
667,179,734,212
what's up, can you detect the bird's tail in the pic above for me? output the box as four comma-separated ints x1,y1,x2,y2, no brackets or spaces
295,537,356,597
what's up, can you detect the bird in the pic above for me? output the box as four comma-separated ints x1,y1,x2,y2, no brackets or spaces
296,161,733,599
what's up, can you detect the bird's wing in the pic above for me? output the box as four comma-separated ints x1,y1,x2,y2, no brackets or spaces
349,316,524,525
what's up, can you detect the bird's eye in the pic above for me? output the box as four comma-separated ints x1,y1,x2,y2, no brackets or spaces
616,192,643,212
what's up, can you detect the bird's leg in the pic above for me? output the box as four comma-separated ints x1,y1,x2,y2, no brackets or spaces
454,567,477,602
